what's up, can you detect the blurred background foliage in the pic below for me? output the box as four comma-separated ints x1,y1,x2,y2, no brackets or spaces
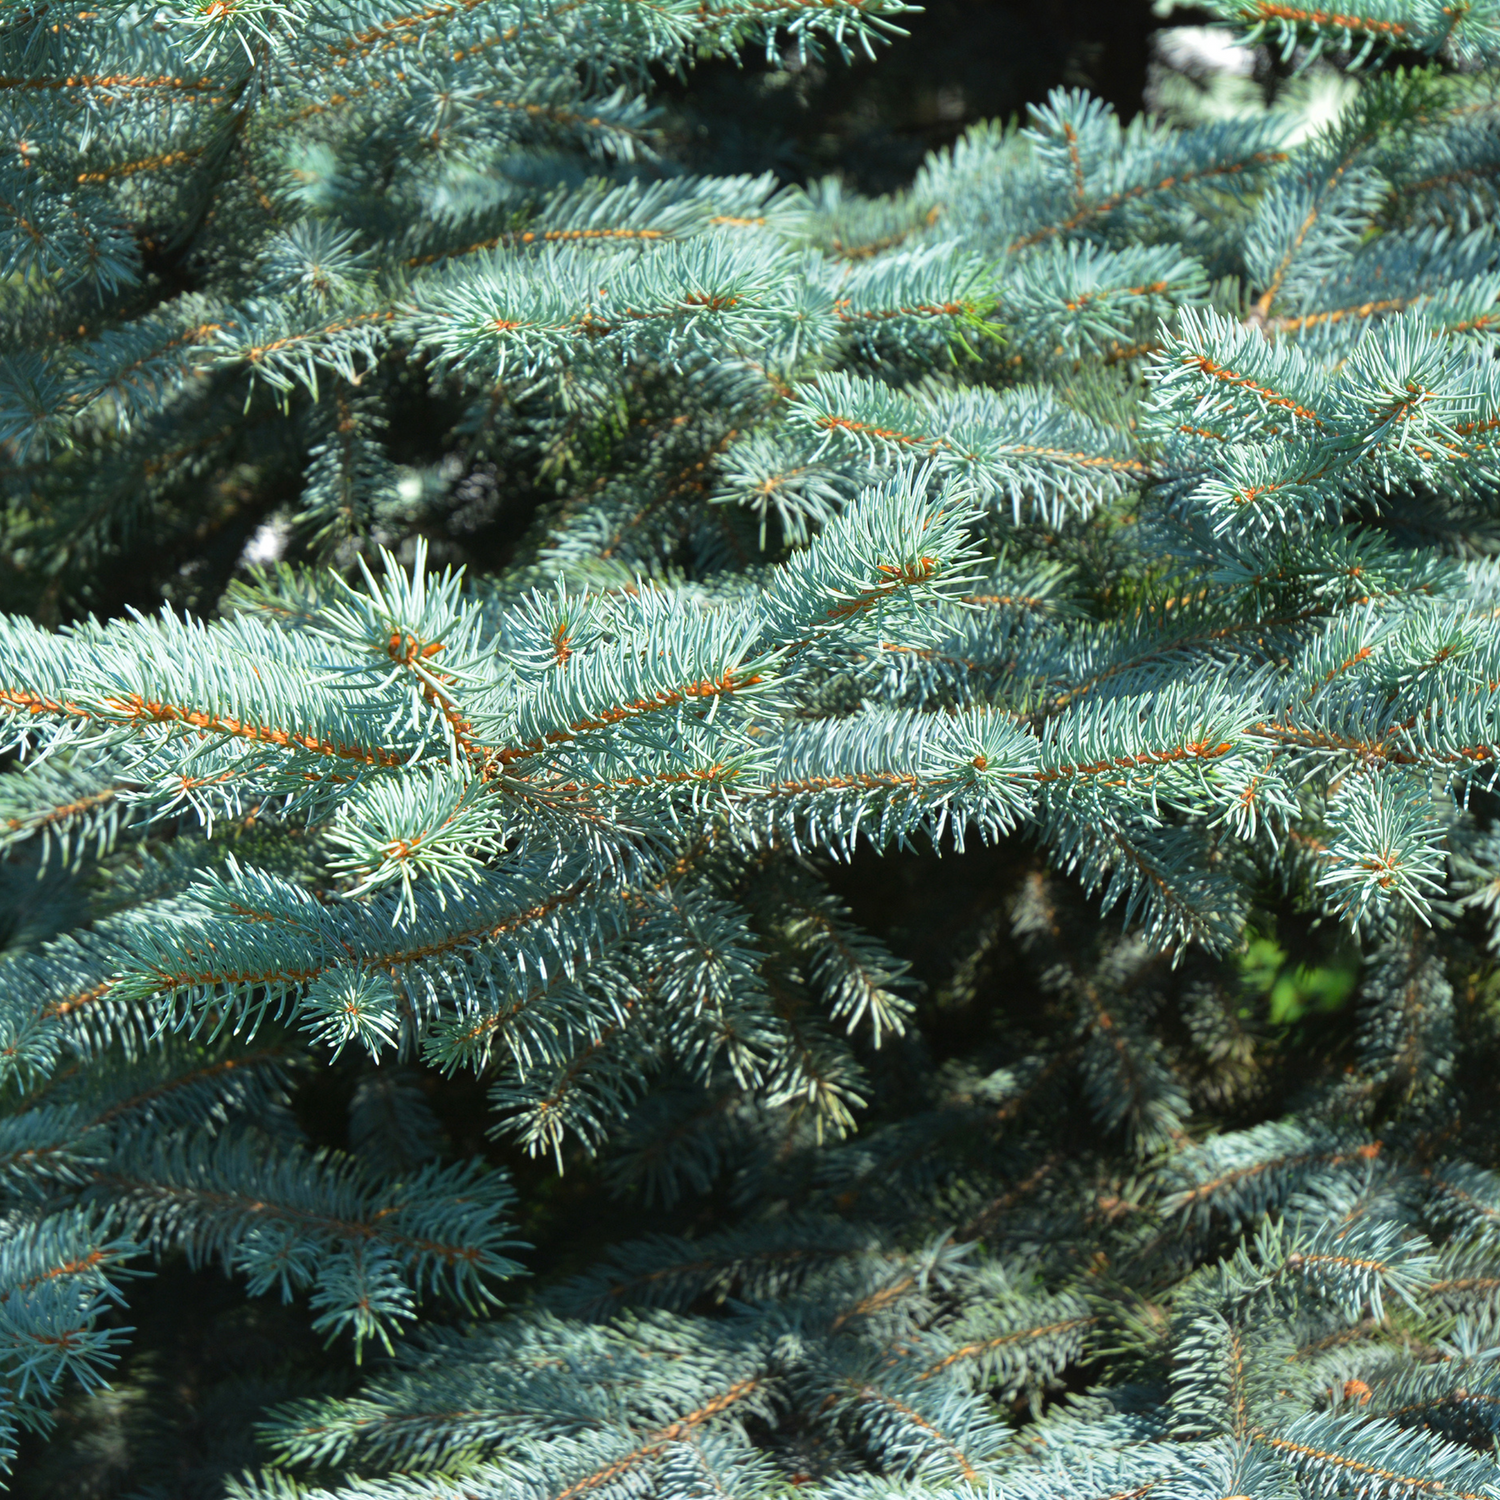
657,0,1159,192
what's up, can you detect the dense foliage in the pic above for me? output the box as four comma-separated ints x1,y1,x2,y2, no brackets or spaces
8,1,1500,1496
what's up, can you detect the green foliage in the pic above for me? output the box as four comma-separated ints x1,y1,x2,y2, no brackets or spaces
1241,936,1359,1024
10,0,1500,1496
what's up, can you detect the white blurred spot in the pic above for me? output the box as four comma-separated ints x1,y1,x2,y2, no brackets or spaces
241,516,290,567
1157,27,1257,78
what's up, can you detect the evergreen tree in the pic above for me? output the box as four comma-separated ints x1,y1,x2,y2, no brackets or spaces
9,0,1500,1495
